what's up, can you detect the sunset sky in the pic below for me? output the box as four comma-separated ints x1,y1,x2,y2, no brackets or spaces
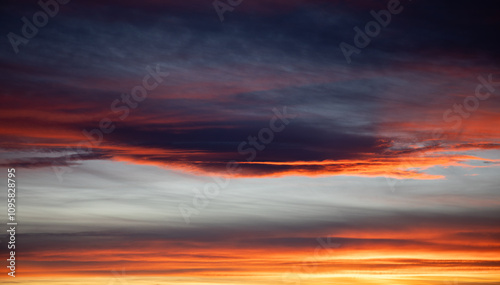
1,0,500,284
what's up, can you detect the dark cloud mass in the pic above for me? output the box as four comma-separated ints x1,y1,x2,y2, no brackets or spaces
1,0,500,177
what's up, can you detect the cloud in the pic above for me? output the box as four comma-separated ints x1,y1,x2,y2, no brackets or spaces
1,0,499,180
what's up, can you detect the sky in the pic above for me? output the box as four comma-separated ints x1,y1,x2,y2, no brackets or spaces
0,0,500,284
